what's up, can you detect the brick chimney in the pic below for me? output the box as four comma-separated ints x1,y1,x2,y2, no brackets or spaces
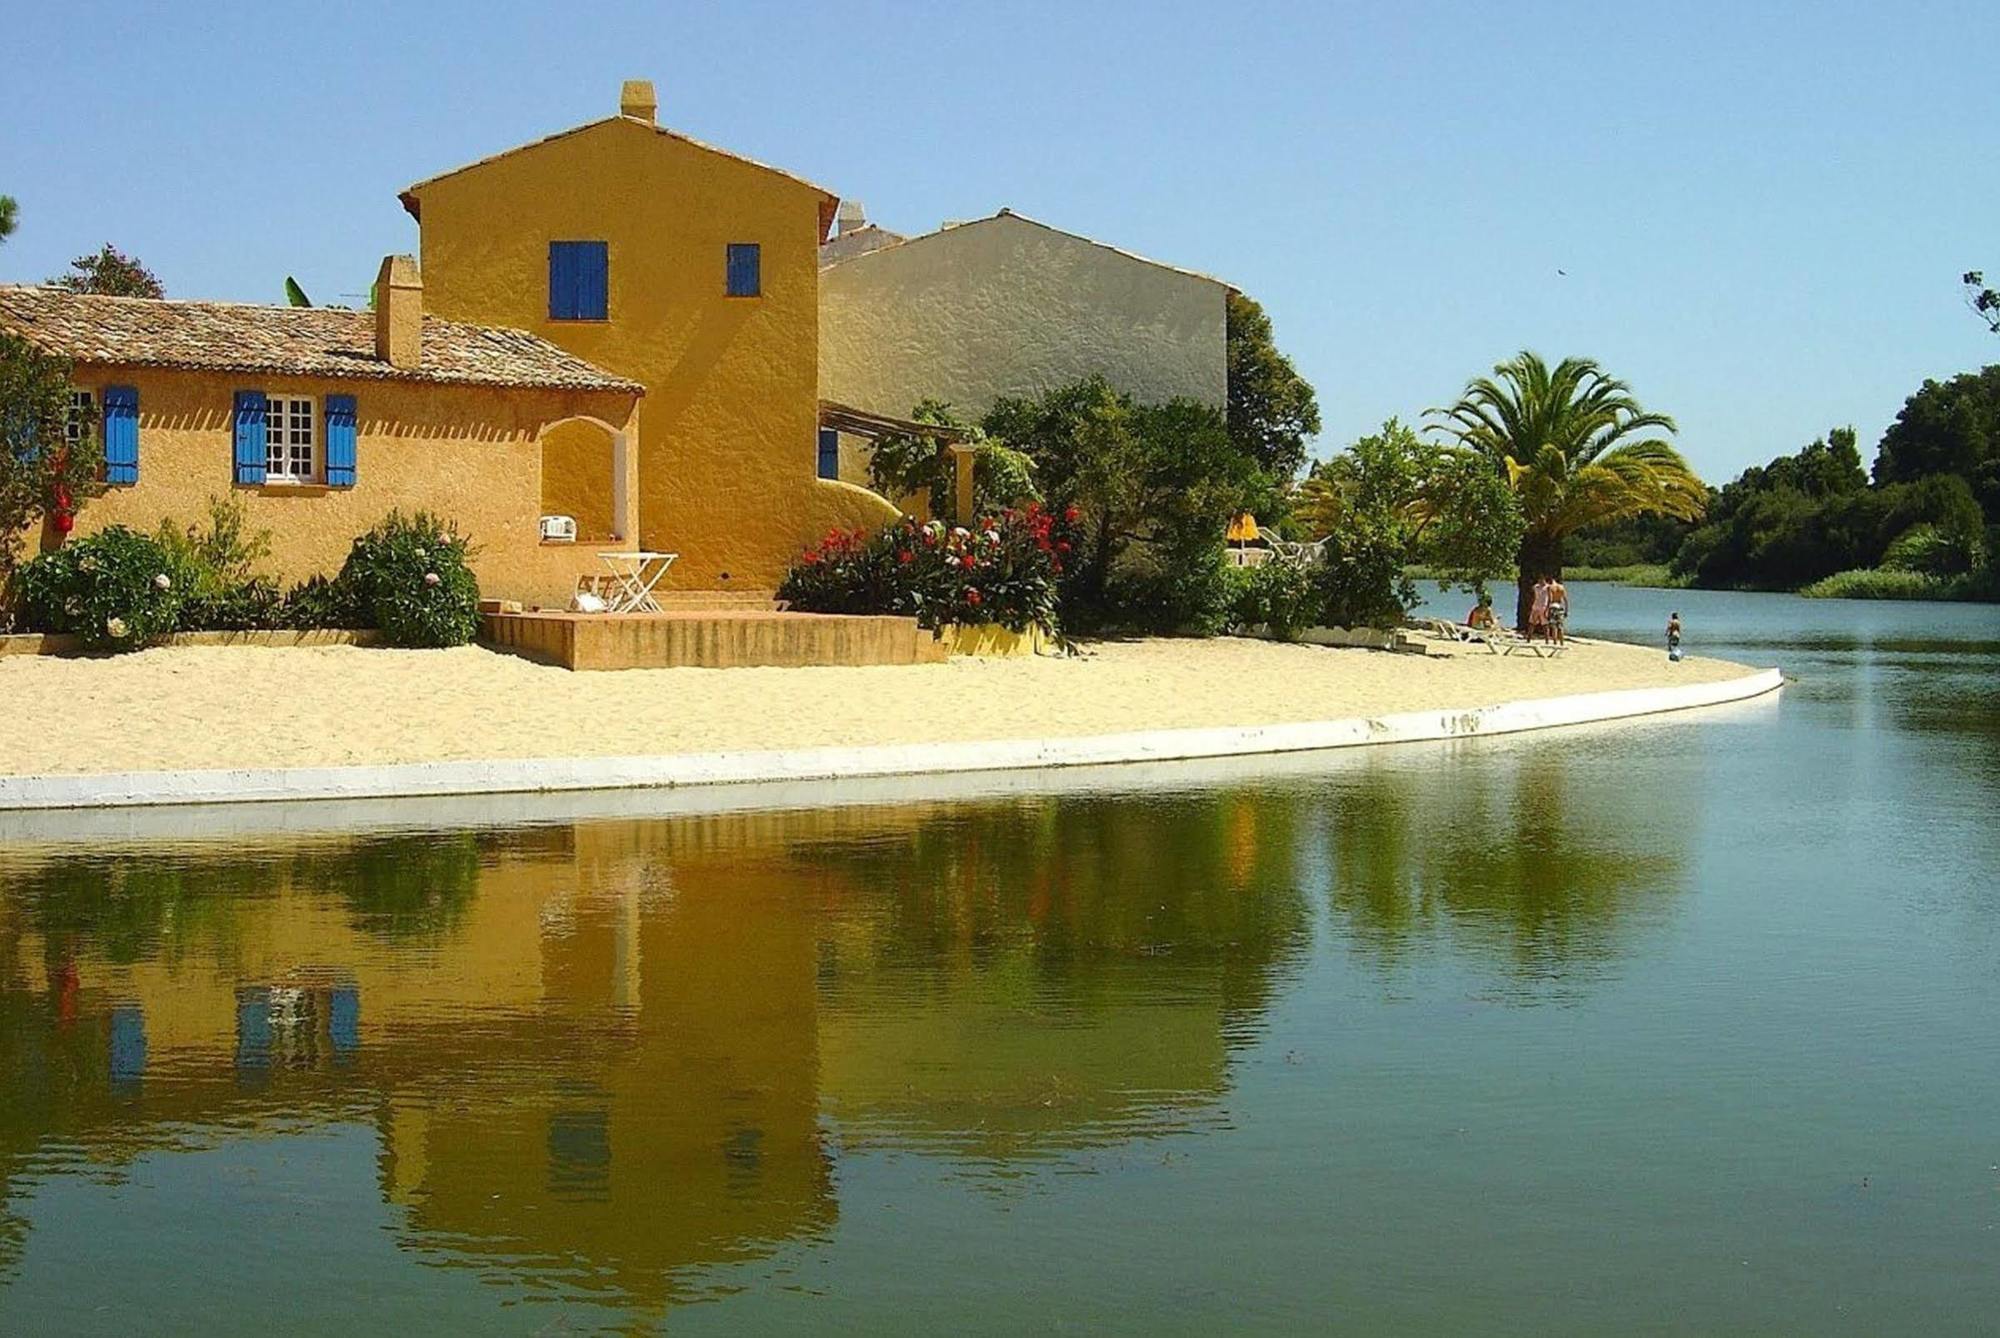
620,79,657,124
374,254,422,370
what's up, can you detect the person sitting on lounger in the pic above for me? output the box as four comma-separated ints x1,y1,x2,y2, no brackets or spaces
1467,595,1500,630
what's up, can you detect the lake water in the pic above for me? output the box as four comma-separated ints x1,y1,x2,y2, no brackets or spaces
1,584,1995,1335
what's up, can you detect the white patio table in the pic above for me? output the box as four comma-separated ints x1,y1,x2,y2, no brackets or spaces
596,550,677,613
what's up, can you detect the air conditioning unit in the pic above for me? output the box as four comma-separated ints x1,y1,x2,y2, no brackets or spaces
539,514,577,543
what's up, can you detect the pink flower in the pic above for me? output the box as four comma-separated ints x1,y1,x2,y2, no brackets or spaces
424,571,441,587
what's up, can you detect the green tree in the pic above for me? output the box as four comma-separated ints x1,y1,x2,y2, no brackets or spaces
1670,427,1985,591
0,196,16,244
1428,352,1706,628
866,399,1037,519
1872,365,1999,519
1309,418,1523,604
1226,291,1320,483
47,244,164,298
1967,271,1999,335
1,331,108,602
985,376,1259,631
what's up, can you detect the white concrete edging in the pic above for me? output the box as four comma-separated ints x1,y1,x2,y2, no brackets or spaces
0,667,1781,812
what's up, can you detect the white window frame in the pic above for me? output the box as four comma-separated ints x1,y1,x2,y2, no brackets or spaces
66,388,96,450
262,393,318,484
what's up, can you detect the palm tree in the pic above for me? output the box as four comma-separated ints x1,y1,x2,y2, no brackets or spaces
1428,352,1706,629
1288,474,1345,539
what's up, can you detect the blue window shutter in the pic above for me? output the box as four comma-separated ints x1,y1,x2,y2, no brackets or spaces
549,241,608,320
549,242,575,319
727,243,761,297
102,385,139,484
233,390,267,485
329,986,360,1056
817,427,839,480
324,393,357,487
579,241,607,318
109,1004,147,1085
236,989,272,1073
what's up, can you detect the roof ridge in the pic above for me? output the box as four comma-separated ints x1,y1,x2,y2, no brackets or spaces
821,209,1234,289
399,114,836,216
0,284,643,394
0,283,593,344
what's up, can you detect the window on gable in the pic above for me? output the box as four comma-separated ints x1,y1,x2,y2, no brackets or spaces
726,243,761,298
550,241,609,320
66,389,96,449
264,394,317,482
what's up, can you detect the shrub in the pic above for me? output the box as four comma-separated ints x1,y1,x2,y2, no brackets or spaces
1107,538,1232,635
1881,522,1983,578
1226,559,1321,640
774,526,897,617
17,526,184,650
1798,568,1946,600
335,510,480,647
779,505,1062,635
1,331,106,599
1315,516,1414,629
279,573,364,630
155,495,282,631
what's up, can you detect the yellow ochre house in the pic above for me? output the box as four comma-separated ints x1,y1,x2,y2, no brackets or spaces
0,258,644,607
402,79,899,592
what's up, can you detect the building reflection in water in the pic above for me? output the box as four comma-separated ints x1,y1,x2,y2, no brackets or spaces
0,787,1316,1313
0,754,1695,1316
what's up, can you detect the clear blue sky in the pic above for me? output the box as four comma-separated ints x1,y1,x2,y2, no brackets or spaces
4,0,1997,482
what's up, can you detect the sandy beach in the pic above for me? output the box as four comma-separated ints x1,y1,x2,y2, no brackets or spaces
0,634,1758,778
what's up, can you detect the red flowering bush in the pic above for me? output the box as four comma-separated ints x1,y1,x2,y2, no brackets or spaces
777,505,1063,634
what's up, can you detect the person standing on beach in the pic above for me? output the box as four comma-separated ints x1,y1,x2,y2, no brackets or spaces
1529,576,1552,641
1547,576,1569,646
1666,611,1684,662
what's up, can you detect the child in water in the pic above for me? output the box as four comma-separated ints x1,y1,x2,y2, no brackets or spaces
1666,611,1684,662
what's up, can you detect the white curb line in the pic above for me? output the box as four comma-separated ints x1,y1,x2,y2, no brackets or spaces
0,667,1782,812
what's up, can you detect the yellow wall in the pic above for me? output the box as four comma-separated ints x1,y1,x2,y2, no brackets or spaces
539,417,618,540
410,115,898,591
62,363,640,608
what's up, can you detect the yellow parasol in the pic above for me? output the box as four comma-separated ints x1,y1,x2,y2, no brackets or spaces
1226,512,1261,545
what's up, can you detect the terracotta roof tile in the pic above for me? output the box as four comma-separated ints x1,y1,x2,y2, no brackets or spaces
0,286,644,394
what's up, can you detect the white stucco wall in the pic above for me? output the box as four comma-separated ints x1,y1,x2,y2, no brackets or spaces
819,212,1229,466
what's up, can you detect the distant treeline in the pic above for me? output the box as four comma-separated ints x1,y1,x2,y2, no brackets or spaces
1572,365,2000,600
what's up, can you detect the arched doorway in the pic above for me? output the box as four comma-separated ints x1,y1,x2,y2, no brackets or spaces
538,416,630,543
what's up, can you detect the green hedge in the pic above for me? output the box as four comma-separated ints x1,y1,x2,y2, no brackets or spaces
14,506,482,651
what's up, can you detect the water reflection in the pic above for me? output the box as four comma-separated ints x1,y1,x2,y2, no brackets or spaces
806,791,1314,1161
0,754,1719,1320
1318,743,1693,993
0,793,1320,1312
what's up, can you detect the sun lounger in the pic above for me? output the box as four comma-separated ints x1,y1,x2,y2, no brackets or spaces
1267,537,1328,567
1421,616,1563,657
